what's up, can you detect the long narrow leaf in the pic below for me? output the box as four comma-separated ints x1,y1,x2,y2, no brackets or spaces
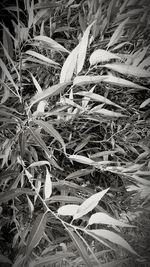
88,229,137,255
60,44,80,83
30,81,71,108
77,21,95,74
26,213,47,258
73,188,110,220
26,50,59,65
35,120,66,153
103,63,150,78
34,35,69,53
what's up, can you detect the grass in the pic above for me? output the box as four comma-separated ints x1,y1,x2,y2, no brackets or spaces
0,0,150,266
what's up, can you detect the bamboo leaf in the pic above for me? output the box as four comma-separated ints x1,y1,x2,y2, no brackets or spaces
44,167,52,200
67,227,94,267
102,75,149,90
89,106,125,116
77,91,123,109
88,212,136,227
26,213,47,258
73,188,110,220
89,49,121,65
73,75,106,85
26,195,34,217
140,98,150,108
89,108,127,117
29,161,50,168
0,59,19,93
88,229,137,255
77,21,95,74
69,155,94,165
103,63,150,78
28,126,62,170
65,168,93,180
35,120,66,153
30,81,71,108
60,44,80,83
34,35,69,53
107,18,129,49
0,188,35,204
57,204,80,216
34,174,42,203
28,0,34,29
26,50,59,65
30,73,42,93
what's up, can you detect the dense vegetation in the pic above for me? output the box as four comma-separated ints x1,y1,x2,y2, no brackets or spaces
0,0,150,266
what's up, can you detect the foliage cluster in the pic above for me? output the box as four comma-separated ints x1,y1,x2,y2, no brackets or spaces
0,0,150,266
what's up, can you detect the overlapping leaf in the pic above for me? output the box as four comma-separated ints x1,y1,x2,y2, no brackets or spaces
89,49,121,65
26,50,59,65
57,204,79,216
88,212,136,227
103,63,150,78
34,35,69,53
87,229,137,255
77,21,95,74
44,167,52,200
34,120,66,153
73,188,110,220
26,213,47,258
107,18,129,49
60,44,80,83
30,81,71,108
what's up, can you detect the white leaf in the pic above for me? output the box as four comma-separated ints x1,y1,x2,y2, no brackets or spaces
89,108,126,117
26,195,34,216
26,50,59,65
107,18,129,49
60,44,80,83
73,75,106,85
44,167,52,200
88,212,135,227
102,75,149,90
104,63,150,78
140,98,150,108
34,35,69,53
30,81,71,108
77,21,95,74
89,49,121,65
88,229,137,255
73,188,110,220
30,73,42,93
69,155,94,165
78,91,122,109
57,204,80,216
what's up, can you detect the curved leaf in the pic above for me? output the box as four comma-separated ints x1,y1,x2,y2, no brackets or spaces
26,50,59,65
30,81,71,108
34,35,69,53
60,44,80,83
107,18,129,49
57,204,80,216
44,167,52,200
26,213,47,258
73,188,110,220
35,120,66,153
88,229,137,255
69,155,94,165
88,212,136,227
104,63,150,78
90,49,121,65
77,21,95,74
